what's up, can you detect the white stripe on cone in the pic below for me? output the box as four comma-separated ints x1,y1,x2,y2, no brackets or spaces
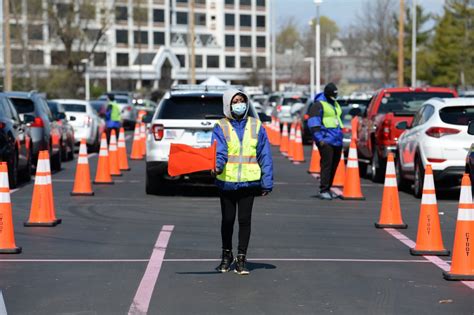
78,157,88,164
0,192,11,203
458,207,474,221
421,193,437,205
79,141,88,155
0,171,9,188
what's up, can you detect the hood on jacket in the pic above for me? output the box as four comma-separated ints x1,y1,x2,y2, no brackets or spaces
314,92,327,102
222,88,250,120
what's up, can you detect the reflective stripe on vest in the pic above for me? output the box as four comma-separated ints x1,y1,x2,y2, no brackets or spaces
320,100,343,128
216,117,261,183
110,101,121,122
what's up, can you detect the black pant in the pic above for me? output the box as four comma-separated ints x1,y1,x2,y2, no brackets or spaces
219,189,256,255
106,127,120,144
317,143,342,193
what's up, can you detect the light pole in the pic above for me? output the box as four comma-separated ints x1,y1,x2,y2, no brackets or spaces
105,30,112,92
304,57,315,99
411,0,417,88
81,59,90,101
271,0,276,91
314,0,322,94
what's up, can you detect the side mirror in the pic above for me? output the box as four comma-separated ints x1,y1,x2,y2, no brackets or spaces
349,107,362,117
396,121,410,130
57,112,66,120
468,120,474,135
69,116,76,121
23,114,35,124
258,113,272,123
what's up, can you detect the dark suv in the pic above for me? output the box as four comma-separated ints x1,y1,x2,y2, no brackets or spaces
0,93,32,187
6,92,63,170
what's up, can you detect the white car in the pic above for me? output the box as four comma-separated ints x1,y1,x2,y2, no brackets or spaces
396,97,474,197
52,99,102,151
145,86,263,194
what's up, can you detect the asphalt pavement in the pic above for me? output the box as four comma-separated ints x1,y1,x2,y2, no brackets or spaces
0,136,473,315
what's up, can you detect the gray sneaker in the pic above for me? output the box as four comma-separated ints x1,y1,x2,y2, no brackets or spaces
330,191,341,199
319,191,333,200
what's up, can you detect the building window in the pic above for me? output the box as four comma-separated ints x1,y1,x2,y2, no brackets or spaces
195,13,206,26
29,50,44,65
225,35,235,47
116,30,128,44
240,0,251,6
94,52,106,66
80,4,96,20
115,6,128,21
153,9,164,22
240,35,251,48
51,51,66,65
176,12,188,24
225,0,234,4
116,53,129,66
176,54,186,67
195,55,203,68
225,14,234,26
207,55,219,68
240,14,251,27
28,25,43,40
196,0,206,4
257,56,266,68
256,16,265,27
134,31,148,45
176,0,188,2
240,56,252,68
11,50,23,65
256,36,265,48
153,32,165,45
225,56,235,68
133,7,148,23
256,0,265,7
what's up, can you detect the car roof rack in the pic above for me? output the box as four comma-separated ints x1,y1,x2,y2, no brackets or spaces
170,84,244,93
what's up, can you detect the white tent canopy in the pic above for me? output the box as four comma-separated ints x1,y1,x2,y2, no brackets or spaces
200,76,227,86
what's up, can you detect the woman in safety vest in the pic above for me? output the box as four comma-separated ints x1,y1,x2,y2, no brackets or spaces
105,93,121,143
211,88,273,275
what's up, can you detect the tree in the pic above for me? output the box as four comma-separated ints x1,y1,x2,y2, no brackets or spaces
430,0,473,88
276,18,301,53
302,16,340,58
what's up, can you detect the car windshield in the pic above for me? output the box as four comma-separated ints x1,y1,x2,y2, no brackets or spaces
62,104,86,112
378,92,455,113
115,97,129,104
282,97,304,106
439,106,474,126
9,98,35,113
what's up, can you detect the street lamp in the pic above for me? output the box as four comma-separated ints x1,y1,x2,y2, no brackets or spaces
81,58,90,101
314,0,322,94
411,0,417,88
105,29,112,92
304,57,315,99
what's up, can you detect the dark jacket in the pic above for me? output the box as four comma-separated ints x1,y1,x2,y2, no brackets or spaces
307,92,343,147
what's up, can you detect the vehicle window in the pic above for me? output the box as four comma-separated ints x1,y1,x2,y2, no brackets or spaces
62,104,87,112
115,97,129,104
0,98,8,118
420,105,435,124
47,101,59,116
411,106,426,127
378,92,454,114
157,96,255,119
282,98,304,106
6,98,20,121
268,95,280,104
9,97,35,114
39,98,54,121
439,106,474,126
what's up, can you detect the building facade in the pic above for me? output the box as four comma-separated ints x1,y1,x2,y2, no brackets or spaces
1,0,271,90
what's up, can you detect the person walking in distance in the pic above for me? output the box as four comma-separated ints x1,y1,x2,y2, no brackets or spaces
307,83,343,200
105,93,121,143
211,88,273,275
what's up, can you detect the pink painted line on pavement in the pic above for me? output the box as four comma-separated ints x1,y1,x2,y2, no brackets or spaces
385,228,474,290
163,258,430,263
129,225,174,315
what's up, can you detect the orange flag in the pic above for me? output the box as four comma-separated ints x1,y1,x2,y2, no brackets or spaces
168,141,217,176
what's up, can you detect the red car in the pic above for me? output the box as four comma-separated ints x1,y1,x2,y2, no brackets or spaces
356,87,457,182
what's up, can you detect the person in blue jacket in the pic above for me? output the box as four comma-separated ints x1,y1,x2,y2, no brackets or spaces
211,88,273,275
307,83,343,200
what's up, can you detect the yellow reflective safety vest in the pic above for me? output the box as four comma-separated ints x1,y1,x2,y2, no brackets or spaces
216,117,262,183
320,100,343,128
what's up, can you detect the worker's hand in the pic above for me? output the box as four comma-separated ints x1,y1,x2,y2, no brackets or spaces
261,190,271,196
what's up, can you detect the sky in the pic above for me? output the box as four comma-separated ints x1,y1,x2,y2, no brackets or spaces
275,0,446,33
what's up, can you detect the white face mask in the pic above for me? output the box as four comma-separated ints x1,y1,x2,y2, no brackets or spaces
231,102,247,116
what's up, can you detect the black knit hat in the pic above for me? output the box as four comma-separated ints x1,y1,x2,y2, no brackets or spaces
324,82,338,99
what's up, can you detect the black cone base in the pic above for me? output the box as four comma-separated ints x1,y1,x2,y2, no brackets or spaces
93,181,114,185
374,222,408,229
70,192,95,196
443,271,474,281
410,248,450,256
0,246,22,254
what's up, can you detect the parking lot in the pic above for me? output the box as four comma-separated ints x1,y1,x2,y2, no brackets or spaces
1,137,473,315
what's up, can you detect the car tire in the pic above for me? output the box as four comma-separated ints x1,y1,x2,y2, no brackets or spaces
51,150,62,172
67,141,74,161
60,140,68,161
413,157,424,199
370,148,384,183
395,155,409,191
146,169,173,195
8,151,19,189
359,161,368,178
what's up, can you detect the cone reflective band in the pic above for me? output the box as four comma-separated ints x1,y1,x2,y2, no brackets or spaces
118,127,130,171
108,129,122,176
130,123,143,160
342,138,365,200
94,133,114,184
332,151,345,187
410,165,449,255
443,174,474,280
280,122,289,155
140,122,146,156
308,142,321,174
71,139,94,196
292,123,305,163
0,162,21,253
287,122,296,160
25,151,61,226
374,153,406,228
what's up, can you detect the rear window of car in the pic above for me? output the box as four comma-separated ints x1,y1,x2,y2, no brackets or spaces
9,98,35,113
439,106,474,126
378,92,455,114
268,95,280,103
115,97,129,104
157,96,225,119
62,104,86,112
282,97,305,106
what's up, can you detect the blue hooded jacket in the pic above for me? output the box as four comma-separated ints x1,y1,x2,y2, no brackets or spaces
211,89,273,191
307,92,343,147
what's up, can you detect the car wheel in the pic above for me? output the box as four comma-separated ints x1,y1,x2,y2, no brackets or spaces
146,169,173,195
8,152,19,189
67,141,74,160
51,150,62,171
370,148,384,183
413,157,424,199
20,145,32,183
359,161,368,178
60,140,68,161
395,155,409,191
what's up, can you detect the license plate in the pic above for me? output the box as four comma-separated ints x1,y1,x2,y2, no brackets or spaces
196,131,212,143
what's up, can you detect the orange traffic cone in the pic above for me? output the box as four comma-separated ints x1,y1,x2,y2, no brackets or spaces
292,123,305,163
24,151,61,226
342,138,365,200
108,129,122,176
332,151,345,187
94,133,114,185
140,122,147,156
308,142,321,174
0,162,21,253
287,122,296,160
351,116,359,140
410,164,449,255
280,122,289,156
268,117,275,145
443,174,474,280
71,139,94,196
130,123,143,160
118,127,130,171
374,153,406,228
274,119,281,146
